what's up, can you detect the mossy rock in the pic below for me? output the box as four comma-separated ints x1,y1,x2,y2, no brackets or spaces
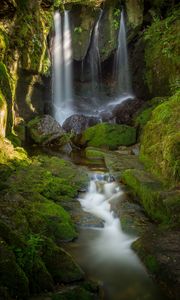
27,200,77,242
140,91,180,186
0,239,29,299
122,168,180,225
42,238,84,284
7,155,88,202
81,123,136,150
0,137,29,166
85,147,105,159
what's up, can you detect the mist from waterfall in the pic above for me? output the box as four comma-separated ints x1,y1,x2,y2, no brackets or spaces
113,9,134,103
52,11,74,124
90,9,103,101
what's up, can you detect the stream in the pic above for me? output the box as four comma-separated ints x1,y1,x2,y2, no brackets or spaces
66,168,166,300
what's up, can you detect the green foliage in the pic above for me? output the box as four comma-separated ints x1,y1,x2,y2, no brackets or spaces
13,234,44,273
74,26,83,33
144,8,180,95
81,123,136,150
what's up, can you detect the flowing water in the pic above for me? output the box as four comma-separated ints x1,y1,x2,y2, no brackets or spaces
113,9,134,104
67,171,166,300
89,10,103,102
52,11,74,124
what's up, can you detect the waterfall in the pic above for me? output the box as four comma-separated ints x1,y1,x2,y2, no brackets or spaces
90,9,103,101
52,11,63,116
52,11,73,125
113,9,133,102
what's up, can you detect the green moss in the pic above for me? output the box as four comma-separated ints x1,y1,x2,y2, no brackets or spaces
85,147,105,159
81,123,136,150
27,200,77,241
122,168,180,226
144,8,180,96
145,255,160,273
122,169,170,224
0,29,7,60
140,91,180,185
0,137,29,166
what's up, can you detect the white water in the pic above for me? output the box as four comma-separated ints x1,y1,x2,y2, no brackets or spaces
79,175,137,263
52,11,74,124
89,10,103,101
113,10,134,102
74,173,165,300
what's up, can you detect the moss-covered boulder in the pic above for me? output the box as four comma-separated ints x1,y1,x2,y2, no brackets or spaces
85,147,105,159
27,115,65,145
27,199,77,242
81,123,136,149
122,169,180,225
140,92,180,186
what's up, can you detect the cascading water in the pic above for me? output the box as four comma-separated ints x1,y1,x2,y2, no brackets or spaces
89,9,103,102
113,9,134,103
52,11,74,124
68,172,166,300
52,11,63,119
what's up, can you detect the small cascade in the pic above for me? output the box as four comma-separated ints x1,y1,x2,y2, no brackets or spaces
78,174,135,261
113,9,134,103
52,10,74,124
89,9,103,101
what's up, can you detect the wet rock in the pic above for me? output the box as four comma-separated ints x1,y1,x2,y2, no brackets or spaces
62,114,100,135
111,98,144,125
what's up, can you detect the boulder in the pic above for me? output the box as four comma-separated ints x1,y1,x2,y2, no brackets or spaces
99,98,144,125
80,122,137,150
62,114,100,135
27,115,66,145
111,98,144,125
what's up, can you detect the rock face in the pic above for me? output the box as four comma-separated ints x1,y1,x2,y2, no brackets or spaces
80,122,137,150
27,115,65,145
62,114,100,135
71,6,99,61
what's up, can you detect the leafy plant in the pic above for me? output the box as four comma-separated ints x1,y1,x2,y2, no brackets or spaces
74,26,83,33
